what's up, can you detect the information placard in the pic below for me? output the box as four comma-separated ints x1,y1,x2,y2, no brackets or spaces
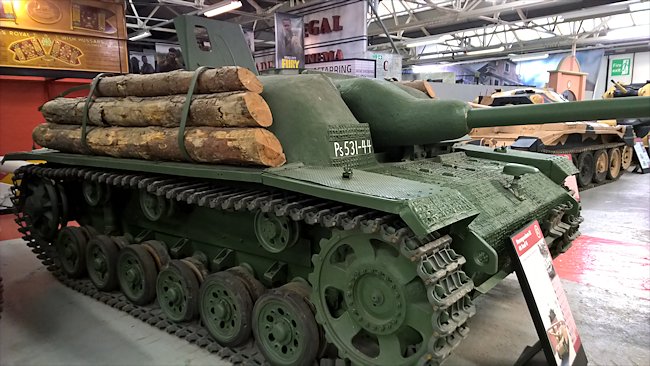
633,138,649,173
511,220,587,366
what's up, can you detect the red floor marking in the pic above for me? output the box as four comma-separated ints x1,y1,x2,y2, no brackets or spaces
553,235,650,297
0,213,21,241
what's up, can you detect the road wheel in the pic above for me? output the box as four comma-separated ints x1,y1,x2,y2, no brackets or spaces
592,149,608,183
621,146,634,170
156,260,200,322
200,271,254,347
575,152,594,187
607,148,622,180
56,227,88,278
117,244,158,305
86,235,120,291
252,285,320,366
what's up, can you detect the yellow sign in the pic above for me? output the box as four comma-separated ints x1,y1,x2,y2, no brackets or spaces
281,59,301,68
1,28,126,72
0,0,127,73
0,0,126,39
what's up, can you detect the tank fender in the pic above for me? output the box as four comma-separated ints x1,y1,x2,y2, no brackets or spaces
262,164,479,238
401,196,498,276
456,144,578,184
399,191,479,238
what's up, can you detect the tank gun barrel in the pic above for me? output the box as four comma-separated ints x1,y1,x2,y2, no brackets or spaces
612,79,628,93
335,78,650,148
466,96,650,128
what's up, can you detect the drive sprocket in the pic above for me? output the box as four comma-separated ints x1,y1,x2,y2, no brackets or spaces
309,228,476,366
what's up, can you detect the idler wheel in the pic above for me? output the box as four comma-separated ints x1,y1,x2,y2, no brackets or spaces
607,147,622,180
199,270,255,346
575,151,594,187
252,284,320,366
156,260,200,322
117,244,158,305
86,235,120,291
22,177,61,242
55,227,89,278
592,149,608,184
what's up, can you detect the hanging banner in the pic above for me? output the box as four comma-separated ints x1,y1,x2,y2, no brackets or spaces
300,0,367,64
155,43,185,73
274,12,304,69
253,49,275,72
511,221,588,366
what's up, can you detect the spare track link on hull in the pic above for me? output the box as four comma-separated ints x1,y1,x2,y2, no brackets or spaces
11,164,476,366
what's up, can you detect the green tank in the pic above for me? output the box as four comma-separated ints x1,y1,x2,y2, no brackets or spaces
5,74,649,366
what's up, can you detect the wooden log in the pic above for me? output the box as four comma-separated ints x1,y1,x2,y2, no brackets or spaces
32,123,285,167
40,92,272,128
398,81,436,99
95,67,263,97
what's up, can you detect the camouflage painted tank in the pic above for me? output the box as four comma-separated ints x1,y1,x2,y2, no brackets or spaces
470,87,636,187
6,74,650,366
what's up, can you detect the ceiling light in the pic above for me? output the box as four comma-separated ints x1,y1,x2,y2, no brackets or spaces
509,53,549,62
405,36,443,48
466,46,505,56
129,30,151,41
629,2,650,12
412,64,444,73
201,0,242,17
602,24,650,40
158,0,200,7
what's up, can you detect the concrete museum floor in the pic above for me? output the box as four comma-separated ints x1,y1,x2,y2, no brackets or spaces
1,172,648,366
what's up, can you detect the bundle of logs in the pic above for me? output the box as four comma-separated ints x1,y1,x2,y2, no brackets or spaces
33,67,286,167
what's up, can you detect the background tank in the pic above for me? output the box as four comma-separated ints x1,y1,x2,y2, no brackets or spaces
470,87,636,187
5,15,650,366
603,80,650,152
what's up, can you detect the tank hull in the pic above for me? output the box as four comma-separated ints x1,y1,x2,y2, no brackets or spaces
7,145,580,365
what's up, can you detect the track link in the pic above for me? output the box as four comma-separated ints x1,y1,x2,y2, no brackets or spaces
12,164,475,366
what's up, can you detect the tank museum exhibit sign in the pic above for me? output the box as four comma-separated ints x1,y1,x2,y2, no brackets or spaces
0,0,128,74
304,58,376,78
511,221,587,366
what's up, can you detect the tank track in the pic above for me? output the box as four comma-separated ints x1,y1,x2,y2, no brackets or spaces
12,164,475,366
535,142,628,191
536,141,625,154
